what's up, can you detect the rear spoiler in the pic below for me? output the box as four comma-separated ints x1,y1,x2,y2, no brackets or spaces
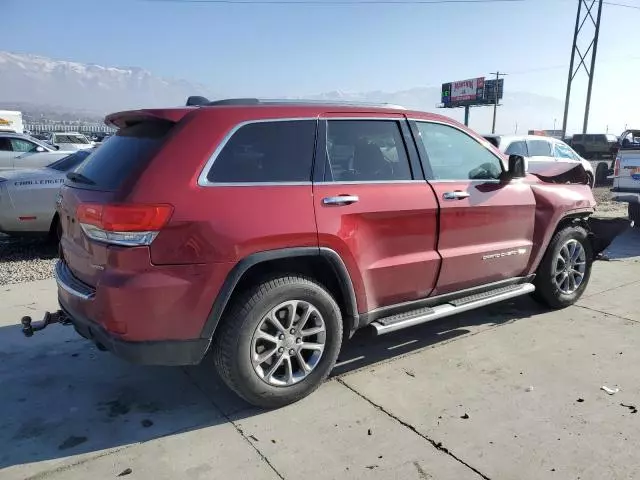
105,109,188,129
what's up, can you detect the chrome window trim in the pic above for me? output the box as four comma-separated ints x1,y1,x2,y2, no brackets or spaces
409,118,506,181
198,116,414,187
314,180,424,185
197,117,318,187
427,179,502,184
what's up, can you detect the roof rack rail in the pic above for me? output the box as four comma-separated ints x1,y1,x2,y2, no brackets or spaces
185,97,406,109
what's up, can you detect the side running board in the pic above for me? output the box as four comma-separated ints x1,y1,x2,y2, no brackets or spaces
371,283,535,335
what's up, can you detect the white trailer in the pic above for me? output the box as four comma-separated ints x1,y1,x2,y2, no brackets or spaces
0,110,24,134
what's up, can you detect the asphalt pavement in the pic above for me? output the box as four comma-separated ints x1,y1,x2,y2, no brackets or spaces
1,227,639,480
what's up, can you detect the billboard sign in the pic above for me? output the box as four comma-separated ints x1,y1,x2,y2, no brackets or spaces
484,78,504,103
441,77,485,107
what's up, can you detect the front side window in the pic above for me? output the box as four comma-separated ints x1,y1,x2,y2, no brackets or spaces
416,122,503,180
325,120,412,182
504,140,528,157
526,139,552,157
206,120,316,183
10,138,38,153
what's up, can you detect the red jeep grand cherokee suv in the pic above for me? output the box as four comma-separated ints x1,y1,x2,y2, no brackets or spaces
48,98,595,407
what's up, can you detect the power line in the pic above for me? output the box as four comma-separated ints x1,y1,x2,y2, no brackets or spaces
603,1,640,10
143,0,526,4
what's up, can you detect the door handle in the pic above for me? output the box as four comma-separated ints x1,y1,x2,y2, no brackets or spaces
323,195,359,206
442,191,470,200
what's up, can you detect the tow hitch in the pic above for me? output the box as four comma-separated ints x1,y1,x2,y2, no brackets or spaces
21,310,71,337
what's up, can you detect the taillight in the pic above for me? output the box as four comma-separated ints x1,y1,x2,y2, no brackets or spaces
76,203,173,246
614,156,621,177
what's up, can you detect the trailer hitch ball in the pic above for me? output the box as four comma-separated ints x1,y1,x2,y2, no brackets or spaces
21,311,69,338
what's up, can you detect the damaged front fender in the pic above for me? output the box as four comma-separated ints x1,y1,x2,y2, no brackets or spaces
528,161,590,186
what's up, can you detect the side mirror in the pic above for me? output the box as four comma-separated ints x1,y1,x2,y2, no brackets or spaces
508,154,526,178
36,146,45,152
54,145,60,150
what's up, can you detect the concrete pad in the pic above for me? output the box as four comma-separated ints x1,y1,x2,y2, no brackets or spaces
342,306,640,480
0,314,271,479
582,259,640,298
229,381,481,480
1,278,56,308
18,427,279,480
578,282,640,322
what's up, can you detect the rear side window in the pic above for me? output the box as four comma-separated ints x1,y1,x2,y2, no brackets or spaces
206,120,316,183
71,121,173,190
504,140,528,156
526,139,552,157
325,120,412,182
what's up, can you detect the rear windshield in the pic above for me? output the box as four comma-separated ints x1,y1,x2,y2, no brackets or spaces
69,120,173,190
48,149,92,172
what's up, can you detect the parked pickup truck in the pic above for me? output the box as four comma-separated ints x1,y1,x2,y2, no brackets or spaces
22,98,597,408
612,129,640,225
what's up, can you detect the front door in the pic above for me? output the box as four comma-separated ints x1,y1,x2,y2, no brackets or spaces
313,115,440,313
411,120,536,295
0,137,15,170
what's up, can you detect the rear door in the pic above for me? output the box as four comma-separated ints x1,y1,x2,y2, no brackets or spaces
411,120,535,295
313,114,440,312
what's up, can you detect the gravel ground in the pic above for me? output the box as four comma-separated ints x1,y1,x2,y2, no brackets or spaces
0,234,57,286
592,185,628,218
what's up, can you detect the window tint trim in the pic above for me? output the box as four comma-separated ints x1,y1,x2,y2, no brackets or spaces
409,119,506,181
198,117,318,187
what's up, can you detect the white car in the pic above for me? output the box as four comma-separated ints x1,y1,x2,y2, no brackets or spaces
0,149,93,237
45,132,94,151
0,132,74,171
484,134,595,187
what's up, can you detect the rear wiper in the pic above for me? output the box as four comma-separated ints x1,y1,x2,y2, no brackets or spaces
66,172,96,185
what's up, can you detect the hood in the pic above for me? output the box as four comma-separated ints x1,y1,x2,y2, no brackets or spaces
528,161,589,185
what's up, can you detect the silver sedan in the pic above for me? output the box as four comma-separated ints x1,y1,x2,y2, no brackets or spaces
0,149,93,237
0,132,75,171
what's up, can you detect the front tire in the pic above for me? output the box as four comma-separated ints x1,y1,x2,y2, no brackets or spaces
533,225,593,309
213,275,343,408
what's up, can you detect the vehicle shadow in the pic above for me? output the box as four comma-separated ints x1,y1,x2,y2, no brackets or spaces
0,294,546,474
588,217,633,257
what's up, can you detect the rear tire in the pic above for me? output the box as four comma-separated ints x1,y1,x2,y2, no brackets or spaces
629,204,640,227
533,225,593,309
48,215,62,245
595,163,608,186
213,275,343,408
585,172,594,188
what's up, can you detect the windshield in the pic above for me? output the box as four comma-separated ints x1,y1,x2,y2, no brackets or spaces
47,149,92,171
54,134,90,144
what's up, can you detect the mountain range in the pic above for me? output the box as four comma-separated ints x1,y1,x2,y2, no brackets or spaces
0,50,564,133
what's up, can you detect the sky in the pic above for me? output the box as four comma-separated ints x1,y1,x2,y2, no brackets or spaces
3,0,640,132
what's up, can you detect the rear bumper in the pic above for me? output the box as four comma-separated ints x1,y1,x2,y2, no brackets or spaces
60,296,210,365
55,260,210,366
611,187,640,204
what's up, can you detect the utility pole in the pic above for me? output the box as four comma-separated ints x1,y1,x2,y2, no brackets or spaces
562,0,604,137
489,71,506,134
464,105,470,127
